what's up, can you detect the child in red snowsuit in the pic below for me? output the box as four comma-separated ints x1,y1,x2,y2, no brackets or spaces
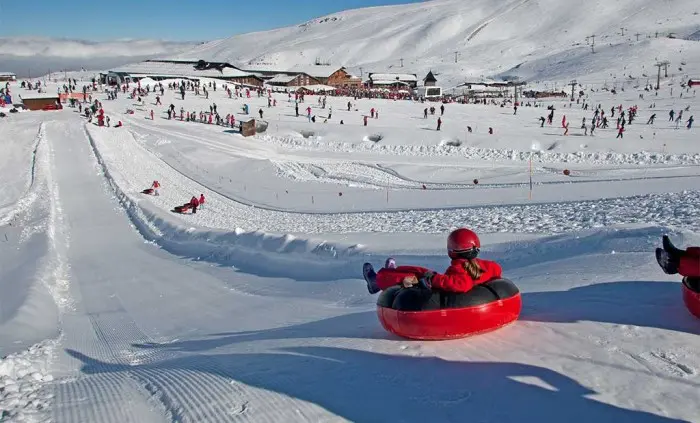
363,228,502,294
198,194,205,210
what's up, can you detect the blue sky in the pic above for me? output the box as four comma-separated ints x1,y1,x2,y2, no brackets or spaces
0,0,425,41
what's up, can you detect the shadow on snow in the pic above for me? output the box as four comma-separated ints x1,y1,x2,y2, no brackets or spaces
66,345,689,423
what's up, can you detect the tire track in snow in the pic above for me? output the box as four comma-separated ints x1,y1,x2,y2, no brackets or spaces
49,119,318,423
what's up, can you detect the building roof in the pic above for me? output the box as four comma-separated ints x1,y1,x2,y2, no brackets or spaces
240,64,344,79
20,92,60,100
369,73,418,82
288,65,344,78
0,72,16,76
111,60,252,79
423,71,437,82
266,74,300,84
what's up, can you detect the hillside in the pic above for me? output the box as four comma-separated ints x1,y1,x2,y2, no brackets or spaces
170,0,700,88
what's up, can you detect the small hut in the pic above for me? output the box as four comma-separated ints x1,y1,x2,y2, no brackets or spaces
20,93,62,111
423,71,437,87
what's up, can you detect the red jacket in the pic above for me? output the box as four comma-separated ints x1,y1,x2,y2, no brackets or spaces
190,197,199,207
199,195,205,204
430,259,502,293
376,259,502,293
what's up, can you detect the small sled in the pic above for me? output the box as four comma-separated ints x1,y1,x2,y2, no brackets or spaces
172,203,193,214
141,188,154,195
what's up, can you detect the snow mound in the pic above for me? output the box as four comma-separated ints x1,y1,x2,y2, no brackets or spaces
0,339,56,422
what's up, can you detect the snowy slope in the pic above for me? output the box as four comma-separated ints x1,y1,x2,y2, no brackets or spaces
171,0,700,87
2,63,700,421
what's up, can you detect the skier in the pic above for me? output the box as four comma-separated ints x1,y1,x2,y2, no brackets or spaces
688,116,694,129
362,228,504,296
647,114,656,124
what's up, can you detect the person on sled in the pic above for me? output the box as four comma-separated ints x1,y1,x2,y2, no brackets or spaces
656,235,700,292
363,228,502,295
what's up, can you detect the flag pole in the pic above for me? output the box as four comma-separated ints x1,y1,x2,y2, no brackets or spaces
529,154,533,200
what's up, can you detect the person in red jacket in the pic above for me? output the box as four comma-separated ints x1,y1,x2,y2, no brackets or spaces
198,194,206,210
363,228,502,295
189,195,199,214
152,180,161,196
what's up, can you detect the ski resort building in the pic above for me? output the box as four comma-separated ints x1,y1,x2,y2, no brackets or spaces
105,60,264,87
452,78,527,100
19,93,61,111
368,73,418,89
240,65,361,88
266,73,322,87
0,72,16,82
423,71,438,87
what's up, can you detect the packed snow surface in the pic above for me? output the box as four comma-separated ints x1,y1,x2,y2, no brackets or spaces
2,48,700,422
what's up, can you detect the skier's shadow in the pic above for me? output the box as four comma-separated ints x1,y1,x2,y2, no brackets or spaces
66,345,690,422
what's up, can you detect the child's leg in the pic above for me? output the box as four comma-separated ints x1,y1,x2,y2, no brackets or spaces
363,263,379,294
376,265,430,291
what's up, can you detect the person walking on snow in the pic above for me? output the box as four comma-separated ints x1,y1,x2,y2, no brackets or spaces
688,116,694,129
616,126,624,139
152,180,161,196
437,117,442,131
189,196,199,214
198,194,206,210
150,110,154,120
647,114,656,125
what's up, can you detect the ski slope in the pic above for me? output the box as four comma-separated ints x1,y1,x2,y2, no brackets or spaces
2,65,700,421
171,0,700,87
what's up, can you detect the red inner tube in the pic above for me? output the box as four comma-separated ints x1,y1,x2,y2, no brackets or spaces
376,279,522,340
682,278,700,319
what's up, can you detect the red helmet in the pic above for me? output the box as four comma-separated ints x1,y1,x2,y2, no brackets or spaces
447,228,480,259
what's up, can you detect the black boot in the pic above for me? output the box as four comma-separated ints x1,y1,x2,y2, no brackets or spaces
656,248,679,274
662,235,685,256
657,235,683,275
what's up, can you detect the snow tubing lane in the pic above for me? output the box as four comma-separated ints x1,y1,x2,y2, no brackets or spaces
376,279,522,340
682,278,700,319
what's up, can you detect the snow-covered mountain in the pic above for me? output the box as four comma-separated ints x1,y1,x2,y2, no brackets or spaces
0,37,199,77
169,0,700,87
